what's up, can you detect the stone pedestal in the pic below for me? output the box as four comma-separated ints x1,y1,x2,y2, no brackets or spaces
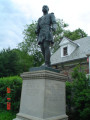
13,69,68,120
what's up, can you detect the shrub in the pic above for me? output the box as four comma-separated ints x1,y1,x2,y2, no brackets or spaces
0,76,22,113
66,65,90,120
66,81,72,119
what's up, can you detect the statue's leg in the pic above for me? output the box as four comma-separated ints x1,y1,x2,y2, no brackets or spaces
44,41,51,67
40,43,45,60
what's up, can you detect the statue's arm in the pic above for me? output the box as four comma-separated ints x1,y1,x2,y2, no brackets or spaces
50,13,57,32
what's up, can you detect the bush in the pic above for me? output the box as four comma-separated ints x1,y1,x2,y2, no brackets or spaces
0,76,22,113
66,81,72,119
66,65,90,120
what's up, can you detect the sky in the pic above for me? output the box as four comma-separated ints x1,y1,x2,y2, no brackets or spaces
0,0,90,51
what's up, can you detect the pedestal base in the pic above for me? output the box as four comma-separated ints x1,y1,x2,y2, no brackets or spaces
14,113,68,120
14,68,68,120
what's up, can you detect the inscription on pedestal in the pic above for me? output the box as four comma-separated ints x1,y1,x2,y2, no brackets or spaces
23,80,41,96
20,79,45,118
44,80,66,118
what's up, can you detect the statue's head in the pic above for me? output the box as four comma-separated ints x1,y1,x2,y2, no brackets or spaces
42,5,49,13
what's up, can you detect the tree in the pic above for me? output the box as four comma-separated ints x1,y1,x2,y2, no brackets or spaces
12,49,34,72
31,50,44,67
66,65,90,120
18,21,37,54
0,48,34,77
64,28,87,41
0,48,44,77
71,66,90,120
0,48,21,77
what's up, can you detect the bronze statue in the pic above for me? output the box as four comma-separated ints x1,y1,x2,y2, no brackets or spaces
35,5,57,67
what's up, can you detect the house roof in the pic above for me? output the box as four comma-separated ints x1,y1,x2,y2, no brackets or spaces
51,36,90,65
60,37,79,47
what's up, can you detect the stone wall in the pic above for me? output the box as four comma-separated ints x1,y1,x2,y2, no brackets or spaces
52,60,89,81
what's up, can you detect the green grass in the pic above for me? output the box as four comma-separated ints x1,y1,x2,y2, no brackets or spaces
0,110,16,120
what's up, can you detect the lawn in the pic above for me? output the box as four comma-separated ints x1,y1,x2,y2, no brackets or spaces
0,110,16,120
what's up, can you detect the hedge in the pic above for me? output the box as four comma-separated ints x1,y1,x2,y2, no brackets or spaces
0,76,22,113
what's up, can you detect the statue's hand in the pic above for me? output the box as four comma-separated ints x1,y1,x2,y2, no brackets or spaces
52,24,57,32
52,27,56,32
50,41,54,47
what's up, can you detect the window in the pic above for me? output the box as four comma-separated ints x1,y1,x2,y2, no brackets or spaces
63,47,68,56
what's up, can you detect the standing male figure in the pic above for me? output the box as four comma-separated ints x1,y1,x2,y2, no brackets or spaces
35,5,57,67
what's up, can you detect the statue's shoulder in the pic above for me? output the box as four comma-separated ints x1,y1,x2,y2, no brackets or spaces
51,12,54,14
49,12,55,17
48,12,54,15
38,16,43,21
50,12,54,15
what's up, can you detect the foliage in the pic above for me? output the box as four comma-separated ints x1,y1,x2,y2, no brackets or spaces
18,21,37,54
12,49,34,71
0,48,37,77
0,48,21,77
32,50,44,67
18,19,68,54
64,28,87,40
66,81,72,111
0,110,16,120
74,89,90,120
0,76,22,113
14,49,44,68
66,65,90,120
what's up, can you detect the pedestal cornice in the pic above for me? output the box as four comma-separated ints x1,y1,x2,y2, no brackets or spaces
21,70,67,82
